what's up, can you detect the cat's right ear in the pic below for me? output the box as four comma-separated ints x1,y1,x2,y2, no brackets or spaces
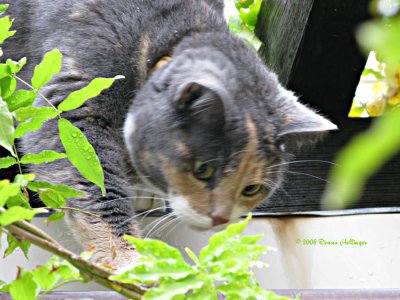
175,82,210,111
173,81,226,127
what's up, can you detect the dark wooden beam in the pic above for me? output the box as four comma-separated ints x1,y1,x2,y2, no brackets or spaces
256,0,314,85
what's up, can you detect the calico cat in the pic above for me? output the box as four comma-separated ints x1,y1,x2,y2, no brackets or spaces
4,0,336,267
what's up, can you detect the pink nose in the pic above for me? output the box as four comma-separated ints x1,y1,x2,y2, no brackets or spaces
212,216,229,226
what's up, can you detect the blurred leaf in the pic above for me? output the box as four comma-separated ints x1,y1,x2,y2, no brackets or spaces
5,89,36,112
0,97,15,156
31,49,63,90
9,271,40,300
323,111,400,209
58,118,105,195
0,156,16,169
58,76,124,111
37,189,66,208
4,231,31,259
0,206,45,226
357,15,400,65
234,0,254,9
239,0,262,29
370,0,400,16
28,181,84,198
46,211,65,224
21,150,67,165
0,15,15,44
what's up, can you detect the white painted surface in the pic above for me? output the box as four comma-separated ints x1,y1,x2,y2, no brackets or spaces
1,214,400,291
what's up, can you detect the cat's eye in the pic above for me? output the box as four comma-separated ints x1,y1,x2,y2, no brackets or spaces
242,184,263,197
193,160,215,180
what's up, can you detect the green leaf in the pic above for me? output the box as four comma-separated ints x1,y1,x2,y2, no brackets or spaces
14,173,36,186
6,57,27,74
5,89,36,112
31,266,59,290
185,247,200,265
6,191,30,208
4,231,31,259
0,75,17,99
239,0,262,29
38,189,66,208
0,279,8,292
124,235,186,262
200,214,251,262
111,260,195,285
58,118,105,195
0,63,11,78
28,181,84,198
234,0,254,9
0,16,16,44
0,97,15,155
56,260,81,279
142,275,204,300
14,106,58,122
323,111,400,209
31,49,63,90
46,211,65,224
9,271,40,300
0,156,16,169
0,4,9,15
58,76,124,111
0,182,20,207
21,150,67,165
14,106,58,138
0,207,44,226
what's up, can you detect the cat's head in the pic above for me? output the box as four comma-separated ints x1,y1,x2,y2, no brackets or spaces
124,35,336,230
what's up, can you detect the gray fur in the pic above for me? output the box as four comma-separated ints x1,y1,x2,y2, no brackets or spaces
3,0,336,265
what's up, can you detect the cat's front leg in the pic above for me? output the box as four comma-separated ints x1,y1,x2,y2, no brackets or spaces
23,115,141,269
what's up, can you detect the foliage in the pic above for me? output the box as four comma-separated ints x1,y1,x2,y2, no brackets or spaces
323,0,400,208
227,0,263,51
0,0,114,284
111,215,295,300
0,256,84,300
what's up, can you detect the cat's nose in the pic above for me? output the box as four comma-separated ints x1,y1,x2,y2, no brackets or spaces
212,216,229,226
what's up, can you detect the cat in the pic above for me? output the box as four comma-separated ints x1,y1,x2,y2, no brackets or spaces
3,0,337,267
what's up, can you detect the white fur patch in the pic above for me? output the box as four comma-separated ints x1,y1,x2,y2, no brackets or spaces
123,113,136,154
168,195,212,229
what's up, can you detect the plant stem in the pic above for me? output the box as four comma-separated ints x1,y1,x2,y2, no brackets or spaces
12,144,22,175
5,222,145,299
13,75,61,117
59,206,100,218
37,279,83,300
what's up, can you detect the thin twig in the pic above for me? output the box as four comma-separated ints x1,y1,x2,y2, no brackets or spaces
5,222,145,299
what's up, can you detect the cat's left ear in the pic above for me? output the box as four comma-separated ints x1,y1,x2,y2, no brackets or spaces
276,91,337,148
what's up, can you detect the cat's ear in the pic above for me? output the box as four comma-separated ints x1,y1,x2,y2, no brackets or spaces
276,92,337,148
175,82,209,111
174,82,226,127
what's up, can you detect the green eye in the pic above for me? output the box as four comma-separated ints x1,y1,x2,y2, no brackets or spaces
242,184,263,197
193,160,215,180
